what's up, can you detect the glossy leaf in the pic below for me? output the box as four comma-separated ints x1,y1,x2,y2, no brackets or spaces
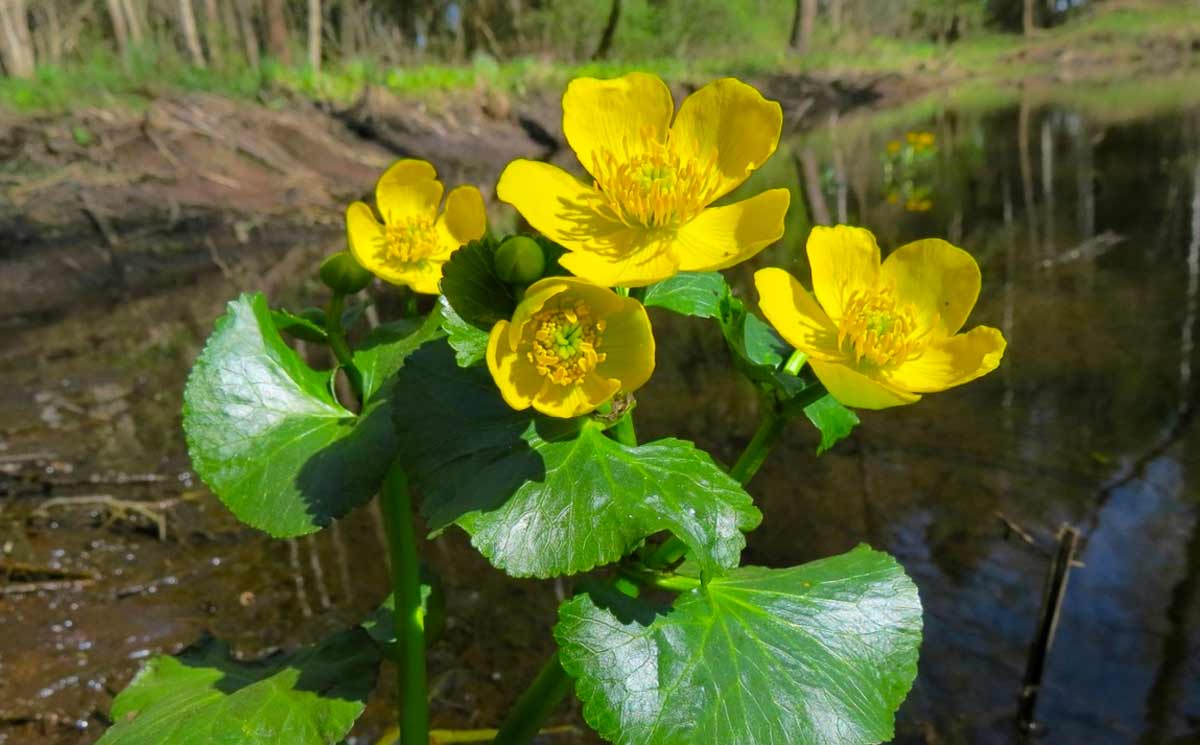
643,272,727,319
98,629,379,745
392,343,761,578
557,545,922,745
439,237,517,329
802,393,860,455
272,308,328,344
183,294,439,537
438,296,489,367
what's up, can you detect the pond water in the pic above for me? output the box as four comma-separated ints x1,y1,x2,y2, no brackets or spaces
2,78,1198,744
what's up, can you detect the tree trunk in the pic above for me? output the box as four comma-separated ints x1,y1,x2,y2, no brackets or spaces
234,0,260,69
1023,0,1036,35
591,0,620,60
0,0,34,78
265,0,291,64
121,0,143,46
178,0,207,66
203,0,222,66
829,0,842,33
308,0,321,71
45,0,62,64
105,0,129,58
339,0,354,58
789,0,817,53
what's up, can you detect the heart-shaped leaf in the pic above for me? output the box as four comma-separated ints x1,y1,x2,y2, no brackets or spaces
643,272,727,319
98,629,379,745
557,545,922,745
392,343,760,578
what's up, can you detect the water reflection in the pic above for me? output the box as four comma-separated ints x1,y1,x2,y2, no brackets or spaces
643,94,1200,743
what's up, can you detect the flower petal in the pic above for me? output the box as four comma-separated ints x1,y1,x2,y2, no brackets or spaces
880,238,982,337
558,232,679,288
594,298,656,392
809,359,920,410
563,73,674,180
435,185,487,258
496,159,632,257
754,268,841,361
887,326,1006,393
533,376,617,419
375,159,443,223
406,261,443,295
487,320,542,411
507,279,571,349
675,189,790,272
669,77,783,201
346,201,388,277
807,225,882,320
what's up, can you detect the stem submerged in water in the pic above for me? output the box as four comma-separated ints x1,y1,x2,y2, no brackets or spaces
379,463,429,745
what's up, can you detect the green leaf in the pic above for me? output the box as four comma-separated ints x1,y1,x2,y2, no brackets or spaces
271,308,328,344
556,545,922,745
439,237,516,329
361,571,446,654
392,343,761,578
643,272,727,319
438,296,489,367
802,393,860,455
183,294,438,537
97,629,379,745
352,311,444,401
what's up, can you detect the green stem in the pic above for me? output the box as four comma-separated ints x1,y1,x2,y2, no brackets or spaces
379,463,429,745
492,652,574,745
783,349,808,376
728,404,786,485
326,292,362,398
619,564,701,593
610,413,638,447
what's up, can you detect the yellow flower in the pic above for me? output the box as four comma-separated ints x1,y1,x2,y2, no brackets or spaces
496,73,790,288
487,277,655,418
346,159,486,294
755,225,1006,409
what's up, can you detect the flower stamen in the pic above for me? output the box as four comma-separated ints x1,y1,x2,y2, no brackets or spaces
377,215,438,265
526,300,607,386
837,288,924,369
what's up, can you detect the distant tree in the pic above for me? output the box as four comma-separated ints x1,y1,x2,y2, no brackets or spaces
0,0,34,77
592,0,620,60
308,0,321,70
1023,0,1035,34
789,0,817,53
265,0,292,63
178,0,207,66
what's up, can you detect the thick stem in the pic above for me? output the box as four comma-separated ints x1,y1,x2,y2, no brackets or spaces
783,349,808,376
728,405,786,485
492,652,574,745
379,464,429,745
610,413,637,447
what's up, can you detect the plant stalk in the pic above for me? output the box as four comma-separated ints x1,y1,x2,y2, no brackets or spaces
492,652,574,745
379,463,429,745
728,404,786,485
325,291,362,398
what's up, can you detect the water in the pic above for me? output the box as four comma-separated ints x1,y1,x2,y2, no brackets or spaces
1,82,1198,744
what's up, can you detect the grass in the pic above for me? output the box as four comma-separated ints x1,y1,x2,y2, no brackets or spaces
0,1,1197,114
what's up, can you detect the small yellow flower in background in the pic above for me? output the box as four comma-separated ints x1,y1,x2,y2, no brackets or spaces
905,197,934,212
886,140,903,155
496,73,790,288
346,159,486,294
906,131,936,149
487,277,655,418
755,225,1006,410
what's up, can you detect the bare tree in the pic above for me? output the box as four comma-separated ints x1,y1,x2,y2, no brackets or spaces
592,0,620,60
789,0,817,53
178,0,207,66
0,0,35,78
203,0,223,66
1023,0,1036,35
308,0,321,71
234,0,260,68
265,0,292,63
104,0,129,58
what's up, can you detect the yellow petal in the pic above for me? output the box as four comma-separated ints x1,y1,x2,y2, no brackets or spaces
594,298,656,392
507,278,572,349
880,238,982,337
558,232,679,288
487,320,542,411
533,375,617,419
562,73,674,180
753,268,841,361
346,201,390,277
542,276,627,316
675,189,790,272
887,326,1006,393
406,261,443,295
496,159,631,256
669,78,783,201
806,225,881,320
435,185,487,258
809,359,920,410
375,159,443,223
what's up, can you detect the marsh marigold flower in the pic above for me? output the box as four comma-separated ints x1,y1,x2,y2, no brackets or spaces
496,73,790,287
487,277,655,418
346,159,486,294
755,225,1006,409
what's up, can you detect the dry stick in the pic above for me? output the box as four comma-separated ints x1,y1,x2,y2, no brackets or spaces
1017,523,1080,735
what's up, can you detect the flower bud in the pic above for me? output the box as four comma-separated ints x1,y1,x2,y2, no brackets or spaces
319,251,373,294
494,236,546,286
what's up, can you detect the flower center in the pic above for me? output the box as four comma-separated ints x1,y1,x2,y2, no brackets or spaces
527,300,607,386
837,288,924,369
590,131,722,230
379,216,438,265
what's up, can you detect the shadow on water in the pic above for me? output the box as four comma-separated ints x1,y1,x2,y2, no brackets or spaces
2,78,1200,744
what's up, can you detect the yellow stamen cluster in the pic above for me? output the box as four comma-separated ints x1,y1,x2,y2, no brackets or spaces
379,216,437,265
591,132,722,230
837,288,924,368
526,301,607,386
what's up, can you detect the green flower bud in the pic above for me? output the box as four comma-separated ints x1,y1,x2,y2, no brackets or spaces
319,251,373,294
494,235,546,285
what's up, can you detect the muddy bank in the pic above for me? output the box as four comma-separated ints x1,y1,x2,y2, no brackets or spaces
0,73,883,324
